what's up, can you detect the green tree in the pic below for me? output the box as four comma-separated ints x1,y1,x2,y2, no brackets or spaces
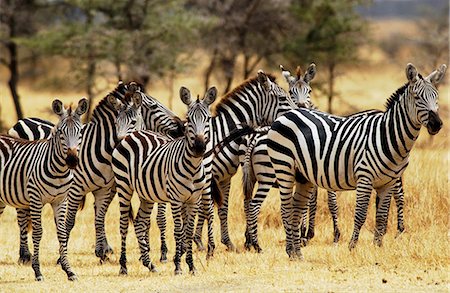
285,0,368,113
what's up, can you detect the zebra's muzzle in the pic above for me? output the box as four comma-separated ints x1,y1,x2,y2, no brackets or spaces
192,136,206,158
66,148,79,169
427,110,442,135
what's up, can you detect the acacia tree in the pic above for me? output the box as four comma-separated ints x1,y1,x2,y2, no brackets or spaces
190,0,289,93
285,0,368,113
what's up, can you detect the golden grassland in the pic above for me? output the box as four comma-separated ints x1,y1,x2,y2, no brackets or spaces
0,20,449,292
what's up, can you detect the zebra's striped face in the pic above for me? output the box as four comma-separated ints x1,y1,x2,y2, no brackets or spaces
257,70,296,125
141,92,185,138
181,86,216,158
115,94,145,140
52,98,87,169
280,63,316,109
406,64,446,135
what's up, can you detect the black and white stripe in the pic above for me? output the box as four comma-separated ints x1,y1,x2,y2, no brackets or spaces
112,86,217,275
0,98,87,281
267,64,446,258
192,71,297,256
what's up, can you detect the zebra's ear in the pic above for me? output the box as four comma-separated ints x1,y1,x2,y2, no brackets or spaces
75,98,89,116
257,70,271,91
128,81,140,93
52,99,65,116
430,64,447,86
280,65,296,87
180,86,192,105
304,63,316,83
406,63,418,84
107,94,122,111
203,86,217,106
132,92,142,109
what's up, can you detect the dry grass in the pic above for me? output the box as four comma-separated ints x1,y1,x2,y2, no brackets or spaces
0,19,449,292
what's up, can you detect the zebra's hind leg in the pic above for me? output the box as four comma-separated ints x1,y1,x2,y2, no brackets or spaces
185,201,199,275
30,198,44,281
247,183,271,253
171,202,184,275
374,187,393,247
17,208,32,265
292,180,314,259
349,179,372,250
156,203,168,263
134,200,157,273
327,191,340,244
306,187,318,242
93,188,115,262
52,199,77,281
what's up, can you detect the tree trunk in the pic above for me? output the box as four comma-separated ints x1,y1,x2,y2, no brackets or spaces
6,9,23,120
85,57,96,123
168,71,175,110
327,63,335,114
204,48,218,92
115,58,122,81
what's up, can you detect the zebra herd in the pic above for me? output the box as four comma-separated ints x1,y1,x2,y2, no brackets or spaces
0,63,446,280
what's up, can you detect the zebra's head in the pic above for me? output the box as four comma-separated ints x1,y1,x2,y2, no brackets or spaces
405,63,447,135
256,70,297,125
107,91,144,140
280,63,316,108
52,98,88,169
125,81,184,138
180,86,217,158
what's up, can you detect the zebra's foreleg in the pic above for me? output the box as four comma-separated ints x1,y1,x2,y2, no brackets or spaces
134,199,157,273
30,198,44,281
327,191,340,244
193,193,208,252
184,201,199,275
117,186,133,275
374,188,393,247
92,188,115,262
171,202,184,275
65,188,84,247
156,203,168,263
218,180,235,251
349,179,372,250
17,208,32,265
52,199,77,281
393,177,405,236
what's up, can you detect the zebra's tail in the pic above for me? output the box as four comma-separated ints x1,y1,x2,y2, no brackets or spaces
211,178,223,207
213,124,254,156
242,137,257,200
78,195,86,211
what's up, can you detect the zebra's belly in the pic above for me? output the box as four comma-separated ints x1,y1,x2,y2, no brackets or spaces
301,161,358,191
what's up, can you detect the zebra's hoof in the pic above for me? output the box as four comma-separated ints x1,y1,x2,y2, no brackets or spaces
189,268,197,275
18,255,31,265
194,237,205,251
160,256,168,263
348,240,357,251
35,275,44,282
253,244,262,253
244,241,252,251
68,274,78,281
175,269,182,275
119,267,128,275
149,263,158,273
226,243,236,252
56,257,61,265
300,238,308,247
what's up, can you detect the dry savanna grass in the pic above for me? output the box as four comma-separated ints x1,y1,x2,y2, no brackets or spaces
0,21,449,292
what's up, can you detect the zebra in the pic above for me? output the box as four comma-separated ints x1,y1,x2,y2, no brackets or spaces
8,81,182,263
193,70,297,256
267,63,446,259
112,86,217,275
0,98,87,281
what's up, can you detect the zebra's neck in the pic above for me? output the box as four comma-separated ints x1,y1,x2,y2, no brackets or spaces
381,86,421,165
89,101,119,151
46,132,71,175
182,139,204,173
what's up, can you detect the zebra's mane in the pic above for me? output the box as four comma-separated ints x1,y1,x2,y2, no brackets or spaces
91,82,130,120
384,82,409,111
213,73,277,116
